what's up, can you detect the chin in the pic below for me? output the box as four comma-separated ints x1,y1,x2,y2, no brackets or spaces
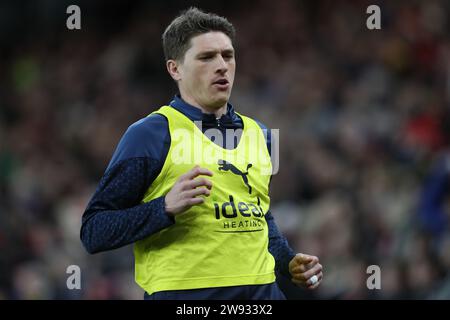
211,100,228,110
211,94,230,108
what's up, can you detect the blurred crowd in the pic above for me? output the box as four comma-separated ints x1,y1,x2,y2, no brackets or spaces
0,0,449,299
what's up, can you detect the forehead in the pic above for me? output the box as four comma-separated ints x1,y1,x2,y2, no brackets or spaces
187,31,234,54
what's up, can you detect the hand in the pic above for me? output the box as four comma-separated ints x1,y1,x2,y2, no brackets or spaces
164,165,213,216
289,253,323,290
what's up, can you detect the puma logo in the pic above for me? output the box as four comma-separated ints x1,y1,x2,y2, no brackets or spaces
218,160,253,194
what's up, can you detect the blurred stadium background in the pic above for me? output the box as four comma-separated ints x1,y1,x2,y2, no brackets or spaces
0,0,449,299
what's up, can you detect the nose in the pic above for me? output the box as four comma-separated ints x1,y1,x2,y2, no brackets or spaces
215,55,228,74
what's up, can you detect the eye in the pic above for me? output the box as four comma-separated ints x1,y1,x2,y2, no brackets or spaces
199,55,213,61
222,52,234,61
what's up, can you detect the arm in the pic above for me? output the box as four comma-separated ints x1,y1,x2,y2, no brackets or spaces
256,120,295,277
80,115,173,254
258,120,323,289
265,211,296,278
81,158,174,254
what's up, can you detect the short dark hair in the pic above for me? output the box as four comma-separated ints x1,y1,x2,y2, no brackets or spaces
162,7,236,62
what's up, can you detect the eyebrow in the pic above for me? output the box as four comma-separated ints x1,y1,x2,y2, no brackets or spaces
196,49,235,57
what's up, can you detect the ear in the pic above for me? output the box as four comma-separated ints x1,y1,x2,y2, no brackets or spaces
166,59,182,81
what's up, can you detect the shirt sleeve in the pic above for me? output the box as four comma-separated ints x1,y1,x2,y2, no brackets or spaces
80,114,173,254
256,119,296,278
265,211,296,278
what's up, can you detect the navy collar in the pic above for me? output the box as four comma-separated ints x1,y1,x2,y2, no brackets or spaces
169,95,242,129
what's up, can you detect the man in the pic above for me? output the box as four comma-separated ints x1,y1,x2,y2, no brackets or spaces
81,7,323,300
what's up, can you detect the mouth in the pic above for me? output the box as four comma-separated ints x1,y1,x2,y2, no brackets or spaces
212,78,230,90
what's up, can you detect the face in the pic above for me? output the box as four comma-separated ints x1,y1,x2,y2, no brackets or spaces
167,31,236,112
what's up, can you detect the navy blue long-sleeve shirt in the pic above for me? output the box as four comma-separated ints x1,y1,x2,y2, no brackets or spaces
80,95,295,277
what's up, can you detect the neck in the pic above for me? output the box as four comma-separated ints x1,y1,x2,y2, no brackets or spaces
202,104,227,118
180,95,227,118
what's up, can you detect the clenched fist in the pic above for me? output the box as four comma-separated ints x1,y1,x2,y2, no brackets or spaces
165,165,213,216
289,253,323,289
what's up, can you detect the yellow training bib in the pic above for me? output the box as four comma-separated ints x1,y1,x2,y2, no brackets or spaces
134,106,275,294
